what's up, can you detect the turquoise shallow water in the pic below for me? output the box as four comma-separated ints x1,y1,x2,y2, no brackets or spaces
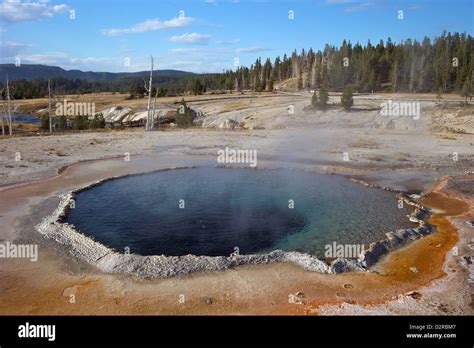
66,168,414,257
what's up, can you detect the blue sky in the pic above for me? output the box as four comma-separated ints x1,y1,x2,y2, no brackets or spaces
1,0,472,73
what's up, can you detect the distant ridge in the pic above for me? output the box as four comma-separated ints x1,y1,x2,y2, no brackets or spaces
0,64,195,82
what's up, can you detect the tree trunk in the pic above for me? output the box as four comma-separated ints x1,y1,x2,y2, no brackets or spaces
1,109,4,137
48,78,52,133
150,88,158,130
1,91,5,136
146,56,153,131
6,75,13,136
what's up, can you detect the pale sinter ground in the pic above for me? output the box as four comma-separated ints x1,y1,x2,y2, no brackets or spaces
0,91,473,315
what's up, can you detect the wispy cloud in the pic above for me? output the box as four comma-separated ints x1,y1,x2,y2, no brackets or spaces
325,0,358,4
17,52,69,64
344,2,376,13
163,59,230,73
169,47,202,54
7,52,125,71
0,40,30,57
101,16,195,36
0,0,69,23
235,46,272,53
408,4,428,11
326,0,380,13
216,38,240,45
169,32,211,45
161,47,234,72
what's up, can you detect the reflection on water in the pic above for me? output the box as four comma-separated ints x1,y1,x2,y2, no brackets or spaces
12,113,40,125
67,168,414,257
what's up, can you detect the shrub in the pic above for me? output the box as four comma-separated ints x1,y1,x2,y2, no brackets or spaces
58,116,67,131
40,114,50,130
90,113,105,129
176,98,193,128
72,115,89,130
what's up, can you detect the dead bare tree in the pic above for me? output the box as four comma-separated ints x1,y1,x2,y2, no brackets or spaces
45,80,64,132
48,78,53,133
5,75,13,136
142,55,154,131
150,86,159,130
0,89,5,136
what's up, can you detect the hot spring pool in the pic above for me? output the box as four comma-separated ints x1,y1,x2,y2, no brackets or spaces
66,167,414,257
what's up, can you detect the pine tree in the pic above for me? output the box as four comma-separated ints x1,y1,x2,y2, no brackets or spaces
319,84,328,108
311,83,330,110
297,72,303,90
461,78,471,105
267,76,274,91
4,31,473,100
311,91,318,108
341,86,354,110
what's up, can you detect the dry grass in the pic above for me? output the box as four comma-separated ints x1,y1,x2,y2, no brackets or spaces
432,106,474,134
395,153,412,161
350,138,380,149
275,77,299,90
367,154,384,161
217,100,253,114
12,122,39,131
16,91,284,115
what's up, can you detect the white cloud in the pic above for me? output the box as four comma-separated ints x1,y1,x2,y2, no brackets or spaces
169,32,211,45
216,38,240,45
0,40,29,57
344,2,376,12
20,52,68,64
165,59,230,73
408,4,427,11
168,47,201,54
101,16,195,36
235,46,272,53
69,57,116,65
0,50,120,70
0,0,69,23
325,0,379,12
168,46,230,55
52,4,67,12
325,0,357,4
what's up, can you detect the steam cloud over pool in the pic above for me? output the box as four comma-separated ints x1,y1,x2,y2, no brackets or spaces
66,168,414,257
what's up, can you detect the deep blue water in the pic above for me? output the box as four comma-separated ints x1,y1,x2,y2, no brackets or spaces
12,113,40,124
66,168,414,257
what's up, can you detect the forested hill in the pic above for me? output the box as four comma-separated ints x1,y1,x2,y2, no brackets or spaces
0,64,193,82
228,31,473,94
1,31,472,99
